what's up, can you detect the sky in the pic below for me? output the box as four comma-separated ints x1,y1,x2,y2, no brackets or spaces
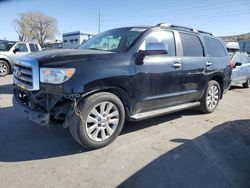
0,0,249,41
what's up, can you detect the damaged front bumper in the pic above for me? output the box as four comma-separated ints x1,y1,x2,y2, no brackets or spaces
12,91,50,126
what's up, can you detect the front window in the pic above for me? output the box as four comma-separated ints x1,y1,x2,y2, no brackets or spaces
139,30,176,56
0,41,16,51
78,27,147,52
15,43,28,52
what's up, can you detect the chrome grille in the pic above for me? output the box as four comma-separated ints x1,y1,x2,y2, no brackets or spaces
13,58,40,91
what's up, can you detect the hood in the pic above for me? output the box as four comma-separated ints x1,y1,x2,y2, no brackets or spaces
0,51,10,55
24,49,115,66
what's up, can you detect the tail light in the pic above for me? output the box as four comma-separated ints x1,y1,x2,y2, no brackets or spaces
229,59,234,69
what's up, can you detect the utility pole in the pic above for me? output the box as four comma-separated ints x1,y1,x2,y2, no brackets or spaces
98,10,101,34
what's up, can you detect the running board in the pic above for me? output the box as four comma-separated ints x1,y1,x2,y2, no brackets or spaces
130,101,200,121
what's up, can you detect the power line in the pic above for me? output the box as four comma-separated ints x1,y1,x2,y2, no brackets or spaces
102,9,250,26
103,1,249,20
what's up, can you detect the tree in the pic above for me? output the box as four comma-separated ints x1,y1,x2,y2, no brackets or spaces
13,11,58,46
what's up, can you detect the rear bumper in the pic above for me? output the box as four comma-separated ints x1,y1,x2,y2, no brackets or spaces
12,93,50,126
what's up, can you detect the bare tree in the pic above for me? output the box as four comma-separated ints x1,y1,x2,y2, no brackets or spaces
13,11,59,46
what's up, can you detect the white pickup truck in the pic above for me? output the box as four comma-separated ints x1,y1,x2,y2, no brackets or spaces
0,41,42,76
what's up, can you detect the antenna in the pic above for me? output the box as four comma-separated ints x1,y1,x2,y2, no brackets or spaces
98,10,101,34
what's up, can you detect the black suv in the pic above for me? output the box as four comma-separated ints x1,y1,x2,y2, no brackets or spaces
13,23,232,149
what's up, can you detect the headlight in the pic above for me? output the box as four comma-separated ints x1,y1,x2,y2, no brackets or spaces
40,68,75,84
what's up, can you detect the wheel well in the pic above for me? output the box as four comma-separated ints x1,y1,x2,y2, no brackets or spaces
83,87,131,117
0,58,11,72
210,75,223,98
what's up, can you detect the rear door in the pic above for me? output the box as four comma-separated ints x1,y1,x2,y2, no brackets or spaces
202,36,229,88
178,32,207,103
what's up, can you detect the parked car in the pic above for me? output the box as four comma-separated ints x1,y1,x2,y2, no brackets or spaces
230,52,250,88
13,23,232,149
0,41,41,76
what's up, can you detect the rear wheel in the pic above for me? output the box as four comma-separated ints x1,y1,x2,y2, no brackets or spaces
0,60,10,77
242,79,250,88
199,80,221,114
69,92,125,149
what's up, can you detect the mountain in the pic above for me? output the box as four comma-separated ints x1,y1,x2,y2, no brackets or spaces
221,33,250,42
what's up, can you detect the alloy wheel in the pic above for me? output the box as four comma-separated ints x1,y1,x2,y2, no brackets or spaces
206,85,219,110
85,101,119,142
0,62,8,76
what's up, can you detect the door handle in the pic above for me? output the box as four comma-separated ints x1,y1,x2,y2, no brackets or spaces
205,61,213,67
172,62,182,69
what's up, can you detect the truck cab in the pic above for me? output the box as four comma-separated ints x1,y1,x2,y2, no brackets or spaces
0,41,41,76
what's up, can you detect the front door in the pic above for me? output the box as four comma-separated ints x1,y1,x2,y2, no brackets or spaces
232,54,243,83
135,30,182,113
13,43,30,57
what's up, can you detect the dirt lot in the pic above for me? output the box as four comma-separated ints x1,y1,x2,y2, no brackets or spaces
0,75,250,188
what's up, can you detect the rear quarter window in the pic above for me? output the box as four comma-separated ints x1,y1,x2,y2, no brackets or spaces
204,37,227,57
29,44,36,52
179,33,204,57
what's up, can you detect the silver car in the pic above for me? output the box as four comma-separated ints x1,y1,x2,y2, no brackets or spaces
0,41,41,77
230,52,250,88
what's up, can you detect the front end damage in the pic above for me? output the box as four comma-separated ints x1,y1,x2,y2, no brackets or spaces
13,87,74,127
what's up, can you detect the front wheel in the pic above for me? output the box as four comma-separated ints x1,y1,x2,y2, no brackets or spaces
69,92,125,149
0,60,10,77
242,79,250,88
199,80,221,114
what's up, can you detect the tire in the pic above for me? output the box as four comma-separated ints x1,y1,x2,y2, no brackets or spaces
242,79,250,88
199,80,221,114
0,60,10,77
68,92,125,149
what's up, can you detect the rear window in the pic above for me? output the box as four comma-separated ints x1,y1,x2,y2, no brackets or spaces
180,33,204,57
204,37,227,57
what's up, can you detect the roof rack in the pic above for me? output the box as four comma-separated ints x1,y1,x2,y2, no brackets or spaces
156,23,213,36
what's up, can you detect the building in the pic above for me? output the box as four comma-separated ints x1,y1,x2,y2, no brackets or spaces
239,40,250,55
43,40,63,50
62,31,95,49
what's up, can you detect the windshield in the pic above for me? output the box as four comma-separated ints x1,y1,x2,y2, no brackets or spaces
78,27,147,52
0,41,15,51
229,53,234,59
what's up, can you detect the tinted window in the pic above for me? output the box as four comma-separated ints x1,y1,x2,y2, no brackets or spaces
139,30,176,56
15,43,28,52
204,37,226,57
29,44,37,52
180,33,204,57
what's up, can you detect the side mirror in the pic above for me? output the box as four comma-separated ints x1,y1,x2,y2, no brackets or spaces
13,48,20,54
234,62,242,68
135,42,168,65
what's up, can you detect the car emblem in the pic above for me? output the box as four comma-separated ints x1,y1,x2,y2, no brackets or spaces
14,67,22,78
